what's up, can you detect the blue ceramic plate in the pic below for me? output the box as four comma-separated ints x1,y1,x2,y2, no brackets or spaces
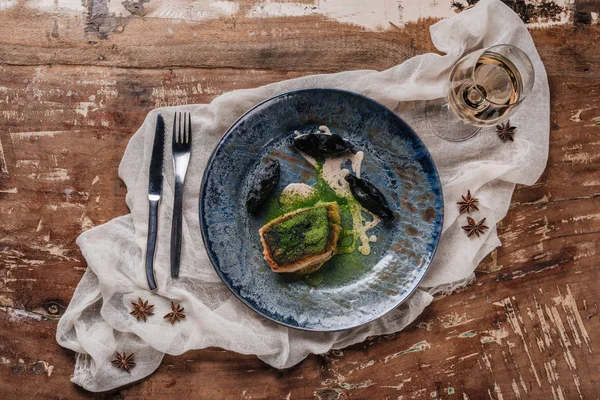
200,89,443,331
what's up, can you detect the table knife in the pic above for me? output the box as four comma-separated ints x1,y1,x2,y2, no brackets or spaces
146,113,165,291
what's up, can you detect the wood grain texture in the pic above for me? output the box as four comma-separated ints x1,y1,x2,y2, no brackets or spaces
1,0,599,398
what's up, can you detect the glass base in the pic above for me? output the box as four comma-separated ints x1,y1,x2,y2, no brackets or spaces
424,98,481,142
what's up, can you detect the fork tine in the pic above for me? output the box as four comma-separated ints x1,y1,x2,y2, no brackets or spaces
184,112,188,144
182,112,186,144
187,112,192,144
178,112,182,143
172,112,177,144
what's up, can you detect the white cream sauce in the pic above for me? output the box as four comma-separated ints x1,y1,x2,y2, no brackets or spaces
318,125,332,135
321,151,364,196
353,206,380,255
280,183,315,206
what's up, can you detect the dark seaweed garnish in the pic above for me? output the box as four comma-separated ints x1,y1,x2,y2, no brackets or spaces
344,174,394,222
293,133,356,157
246,158,280,214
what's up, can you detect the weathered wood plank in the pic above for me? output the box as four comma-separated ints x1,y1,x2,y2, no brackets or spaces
1,4,598,76
509,77,600,204
0,8,436,71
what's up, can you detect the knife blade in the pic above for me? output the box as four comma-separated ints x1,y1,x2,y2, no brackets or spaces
146,113,165,291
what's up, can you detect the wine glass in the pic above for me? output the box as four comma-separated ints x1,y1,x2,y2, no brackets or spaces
425,44,535,141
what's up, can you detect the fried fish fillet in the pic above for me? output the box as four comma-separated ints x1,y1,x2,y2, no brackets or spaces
259,202,341,274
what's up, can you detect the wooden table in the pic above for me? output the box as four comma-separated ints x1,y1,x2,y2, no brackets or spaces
1,0,599,398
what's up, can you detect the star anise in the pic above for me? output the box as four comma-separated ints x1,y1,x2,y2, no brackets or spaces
462,216,489,238
164,301,186,324
457,190,479,214
130,297,154,322
496,120,517,142
111,352,136,373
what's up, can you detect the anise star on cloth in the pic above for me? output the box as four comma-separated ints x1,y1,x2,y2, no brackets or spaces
462,216,489,238
457,190,479,214
130,297,154,322
164,301,186,324
111,352,136,373
496,120,517,142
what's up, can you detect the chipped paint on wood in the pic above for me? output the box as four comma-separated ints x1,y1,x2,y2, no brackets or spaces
74,102,99,117
384,341,430,362
511,379,521,399
245,0,459,29
32,360,54,376
480,327,509,345
459,352,479,361
553,285,593,353
2,306,45,322
114,0,239,20
417,320,434,330
533,292,554,352
0,136,8,175
27,168,70,181
543,359,559,383
493,382,504,400
497,297,542,387
339,379,375,390
546,300,578,370
345,359,376,374
10,130,71,140
551,385,567,400
481,352,494,374
36,243,78,260
80,214,94,231
0,0,578,39
481,285,597,398
439,312,477,328
573,374,583,399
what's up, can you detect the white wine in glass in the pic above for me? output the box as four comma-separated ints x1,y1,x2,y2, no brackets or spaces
427,44,535,141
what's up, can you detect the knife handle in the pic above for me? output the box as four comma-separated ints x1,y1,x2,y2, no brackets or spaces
170,179,184,278
146,199,159,291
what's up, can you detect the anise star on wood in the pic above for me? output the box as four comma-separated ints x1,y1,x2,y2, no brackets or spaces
111,352,136,373
496,120,517,142
457,190,479,214
462,216,489,238
164,301,186,325
130,297,154,322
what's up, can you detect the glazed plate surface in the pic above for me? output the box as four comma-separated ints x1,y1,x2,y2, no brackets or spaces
200,89,444,331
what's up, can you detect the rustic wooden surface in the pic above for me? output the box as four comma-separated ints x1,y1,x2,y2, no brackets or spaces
1,0,600,398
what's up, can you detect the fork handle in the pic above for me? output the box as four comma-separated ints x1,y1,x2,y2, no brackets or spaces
170,179,184,278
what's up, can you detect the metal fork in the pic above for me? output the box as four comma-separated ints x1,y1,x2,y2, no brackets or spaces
170,112,192,278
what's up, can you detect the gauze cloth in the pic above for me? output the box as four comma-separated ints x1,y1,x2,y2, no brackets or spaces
56,0,549,392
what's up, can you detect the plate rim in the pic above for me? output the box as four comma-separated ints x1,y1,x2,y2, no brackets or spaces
199,88,444,332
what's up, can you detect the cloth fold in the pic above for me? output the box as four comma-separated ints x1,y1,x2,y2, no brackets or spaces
56,0,549,392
